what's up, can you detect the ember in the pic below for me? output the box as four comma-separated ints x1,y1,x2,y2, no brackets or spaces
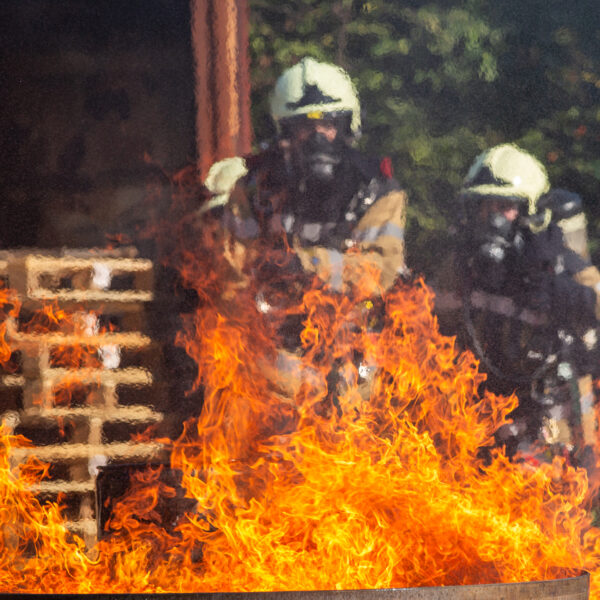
0,233,599,594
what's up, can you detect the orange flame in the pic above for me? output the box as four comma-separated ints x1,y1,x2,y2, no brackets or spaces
1,222,600,593
0,428,92,591
0,286,20,370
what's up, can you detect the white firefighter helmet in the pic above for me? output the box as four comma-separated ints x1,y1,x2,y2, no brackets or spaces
270,57,361,135
462,144,550,216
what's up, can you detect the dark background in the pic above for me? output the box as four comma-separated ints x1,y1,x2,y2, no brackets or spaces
0,0,196,250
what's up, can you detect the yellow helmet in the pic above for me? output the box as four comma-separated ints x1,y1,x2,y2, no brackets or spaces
461,144,550,216
270,57,361,135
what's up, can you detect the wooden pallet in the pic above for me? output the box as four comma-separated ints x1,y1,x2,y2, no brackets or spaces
0,248,166,548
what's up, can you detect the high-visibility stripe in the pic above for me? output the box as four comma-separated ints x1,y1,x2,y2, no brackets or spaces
354,222,405,243
328,250,344,291
434,288,548,326
301,222,322,242
558,212,587,234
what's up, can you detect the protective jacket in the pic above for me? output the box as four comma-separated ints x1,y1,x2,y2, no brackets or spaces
537,188,600,452
202,146,406,401
212,146,407,296
540,188,600,319
433,222,599,460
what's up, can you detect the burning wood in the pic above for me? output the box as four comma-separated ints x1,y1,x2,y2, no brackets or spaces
0,250,162,550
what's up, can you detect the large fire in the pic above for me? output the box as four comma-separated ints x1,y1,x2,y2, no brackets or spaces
1,201,600,594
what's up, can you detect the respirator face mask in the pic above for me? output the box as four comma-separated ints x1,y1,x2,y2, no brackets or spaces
298,130,344,183
464,196,525,263
282,114,351,188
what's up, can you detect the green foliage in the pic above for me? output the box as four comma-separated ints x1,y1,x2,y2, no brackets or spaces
248,0,600,273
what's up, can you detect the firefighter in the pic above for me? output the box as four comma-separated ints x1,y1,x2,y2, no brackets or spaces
203,57,407,298
202,57,408,401
433,143,599,462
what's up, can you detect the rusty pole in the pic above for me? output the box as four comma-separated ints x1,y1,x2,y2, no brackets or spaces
190,0,253,181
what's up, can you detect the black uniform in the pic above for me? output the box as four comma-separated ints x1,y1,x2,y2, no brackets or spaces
433,221,598,459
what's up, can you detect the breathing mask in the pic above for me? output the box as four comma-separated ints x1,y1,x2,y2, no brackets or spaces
286,121,347,187
467,197,525,263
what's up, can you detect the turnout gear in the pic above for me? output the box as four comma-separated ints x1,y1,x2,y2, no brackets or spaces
204,58,406,296
537,188,600,321
202,58,407,403
203,162,406,410
434,145,599,463
215,149,405,403
221,148,407,294
536,188,600,454
436,223,598,460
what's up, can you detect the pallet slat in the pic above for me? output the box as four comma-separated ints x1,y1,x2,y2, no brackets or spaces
12,441,164,463
0,249,165,548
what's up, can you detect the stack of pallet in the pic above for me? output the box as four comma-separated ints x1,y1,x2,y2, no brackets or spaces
0,249,167,547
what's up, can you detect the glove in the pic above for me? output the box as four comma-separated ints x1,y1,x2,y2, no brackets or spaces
538,189,583,222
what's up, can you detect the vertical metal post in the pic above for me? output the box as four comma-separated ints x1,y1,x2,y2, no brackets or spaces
190,0,253,181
